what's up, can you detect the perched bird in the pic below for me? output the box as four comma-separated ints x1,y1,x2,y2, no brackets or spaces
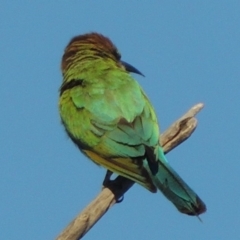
59,32,206,216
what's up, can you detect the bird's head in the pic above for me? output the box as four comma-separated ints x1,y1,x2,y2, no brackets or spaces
61,32,144,77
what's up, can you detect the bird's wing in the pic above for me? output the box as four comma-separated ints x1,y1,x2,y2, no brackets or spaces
65,79,160,192
82,150,156,192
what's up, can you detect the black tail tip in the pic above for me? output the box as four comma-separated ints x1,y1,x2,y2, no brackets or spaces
187,196,207,216
179,196,207,216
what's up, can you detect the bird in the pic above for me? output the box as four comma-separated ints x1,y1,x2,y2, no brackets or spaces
59,32,206,217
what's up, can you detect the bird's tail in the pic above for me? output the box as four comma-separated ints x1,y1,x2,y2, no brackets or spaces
144,147,206,216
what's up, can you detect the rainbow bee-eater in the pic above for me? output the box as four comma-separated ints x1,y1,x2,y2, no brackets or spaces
59,32,206,216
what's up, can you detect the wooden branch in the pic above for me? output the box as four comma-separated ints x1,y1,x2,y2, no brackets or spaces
56,103,204,240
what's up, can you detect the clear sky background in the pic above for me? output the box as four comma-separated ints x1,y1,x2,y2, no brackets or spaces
1,1,240,240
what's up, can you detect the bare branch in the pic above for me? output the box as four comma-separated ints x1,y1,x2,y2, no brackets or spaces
160,103,204,153
56,103,204,240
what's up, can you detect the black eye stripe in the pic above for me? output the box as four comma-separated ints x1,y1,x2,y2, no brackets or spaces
60,79,84,95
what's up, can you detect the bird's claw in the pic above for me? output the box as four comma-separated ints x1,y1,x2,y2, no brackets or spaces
116,195,124,203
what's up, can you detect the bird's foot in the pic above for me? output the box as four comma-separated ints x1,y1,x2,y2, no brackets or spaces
102,170,124,203
102,170,114,187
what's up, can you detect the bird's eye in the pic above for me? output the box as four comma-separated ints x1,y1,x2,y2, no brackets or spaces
114,50,121,60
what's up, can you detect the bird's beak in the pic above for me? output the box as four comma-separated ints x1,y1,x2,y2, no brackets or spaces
120,60,145,77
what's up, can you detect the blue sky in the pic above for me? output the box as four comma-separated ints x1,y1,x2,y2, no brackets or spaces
1,1,240,239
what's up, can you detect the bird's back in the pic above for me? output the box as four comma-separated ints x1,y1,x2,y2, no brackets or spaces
59,68,160,153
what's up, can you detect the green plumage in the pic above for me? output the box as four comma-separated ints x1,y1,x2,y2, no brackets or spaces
59,33,206,216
